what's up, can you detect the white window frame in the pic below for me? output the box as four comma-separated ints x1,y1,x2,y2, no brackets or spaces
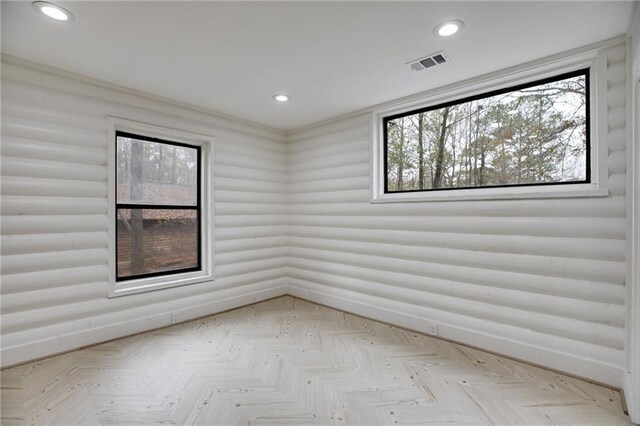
107,117,215,297
371,48,608,203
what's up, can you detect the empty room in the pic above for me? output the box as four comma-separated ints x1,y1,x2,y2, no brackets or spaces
1,1,639,425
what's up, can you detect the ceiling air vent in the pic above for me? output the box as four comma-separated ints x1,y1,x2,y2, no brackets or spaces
408,51,449,72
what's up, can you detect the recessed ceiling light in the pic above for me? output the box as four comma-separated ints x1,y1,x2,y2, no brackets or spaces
272,94,291,102
434,20,464,37
32,1,75,22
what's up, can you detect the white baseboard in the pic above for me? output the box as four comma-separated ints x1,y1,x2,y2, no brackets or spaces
1,282,626,392
624,370,640,424
1,285,289,368
286,283,625,388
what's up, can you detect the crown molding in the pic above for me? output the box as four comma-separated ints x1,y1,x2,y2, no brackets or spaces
1,53,288,142
287,34,627,141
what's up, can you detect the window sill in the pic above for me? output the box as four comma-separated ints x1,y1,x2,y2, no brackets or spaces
109,270,214,298
371,47,611,206
370,182,608,203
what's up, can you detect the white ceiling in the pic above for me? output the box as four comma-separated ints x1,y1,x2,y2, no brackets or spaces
1,1,633,131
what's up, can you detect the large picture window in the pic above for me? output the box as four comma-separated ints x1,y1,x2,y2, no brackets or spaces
383,68,590,193
115,131,201,281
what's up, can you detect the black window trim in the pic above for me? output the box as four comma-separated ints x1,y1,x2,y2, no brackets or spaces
115,130,202,282
383,68,591,194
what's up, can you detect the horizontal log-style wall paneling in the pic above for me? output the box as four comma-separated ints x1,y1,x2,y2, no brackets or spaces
0,41,630,387
0,57,289,367
286,43,628,387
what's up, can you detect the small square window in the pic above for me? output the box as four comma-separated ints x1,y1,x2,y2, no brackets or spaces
115,131,201,282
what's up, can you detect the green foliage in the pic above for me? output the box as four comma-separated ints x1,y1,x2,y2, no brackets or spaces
386,74,587,191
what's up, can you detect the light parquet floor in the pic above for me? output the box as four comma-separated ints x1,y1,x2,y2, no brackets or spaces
0,296,631,425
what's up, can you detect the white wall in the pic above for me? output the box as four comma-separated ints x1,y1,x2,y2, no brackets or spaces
624,2,640,422
0,40,631,391
0,55,289,367
287,41,628,387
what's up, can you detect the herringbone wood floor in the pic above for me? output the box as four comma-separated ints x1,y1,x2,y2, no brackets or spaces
0,296,631,425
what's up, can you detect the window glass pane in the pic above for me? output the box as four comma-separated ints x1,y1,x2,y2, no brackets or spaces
117,136,198,205
116,208,198,279
385,71,588,192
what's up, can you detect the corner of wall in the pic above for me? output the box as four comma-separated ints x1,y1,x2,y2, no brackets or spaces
624,2,640,422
